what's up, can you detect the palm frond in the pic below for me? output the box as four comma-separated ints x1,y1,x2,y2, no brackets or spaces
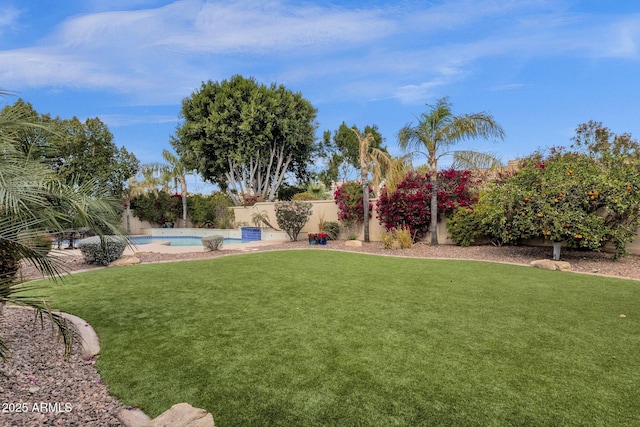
443,113,506,145
452,150,503,170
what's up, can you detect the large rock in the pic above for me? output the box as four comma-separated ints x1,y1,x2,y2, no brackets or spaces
344,240,362,247
57,312,101,358
147,403,215,427
109,256,141,267
117,408,151,427
530,259,572,271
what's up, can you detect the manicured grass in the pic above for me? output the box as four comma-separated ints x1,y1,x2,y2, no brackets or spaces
42,251,640,426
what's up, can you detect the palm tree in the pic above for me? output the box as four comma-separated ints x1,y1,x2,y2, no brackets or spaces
157,149,190,228
351,128,392,243
398,97,505,245
123,165,160,233
0,94,125,359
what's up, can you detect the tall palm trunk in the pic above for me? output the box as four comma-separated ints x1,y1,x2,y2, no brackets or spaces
180,175,188,228
430,174,439,245
362,174,370,243
125,200,132,234
430,158,439,245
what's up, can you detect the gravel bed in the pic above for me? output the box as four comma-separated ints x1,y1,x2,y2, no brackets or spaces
0,307,124,426
4,241,640,426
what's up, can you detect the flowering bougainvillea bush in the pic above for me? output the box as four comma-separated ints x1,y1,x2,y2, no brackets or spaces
448,122,640,257
239,192,265,207
376,169,477,239
333,181,372,228
131,190,182,226
274,201,313,241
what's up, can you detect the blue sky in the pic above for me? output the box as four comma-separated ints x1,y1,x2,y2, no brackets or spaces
1,0,639,193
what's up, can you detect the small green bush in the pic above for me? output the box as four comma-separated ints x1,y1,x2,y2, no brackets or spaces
323,221,341,240
395,227,414,249
380,227,413,249
380,230,398,249
78,236,127,265
202,235,224,251
292,192,317,201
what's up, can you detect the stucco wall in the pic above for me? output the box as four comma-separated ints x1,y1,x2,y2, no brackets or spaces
232,200,454,243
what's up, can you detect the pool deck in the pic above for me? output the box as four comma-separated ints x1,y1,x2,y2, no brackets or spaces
51,239,287,257
122,239,286,254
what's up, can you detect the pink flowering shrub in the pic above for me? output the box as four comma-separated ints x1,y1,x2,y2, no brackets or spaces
333,181,373,227
275,201,313,241
376,169,477,239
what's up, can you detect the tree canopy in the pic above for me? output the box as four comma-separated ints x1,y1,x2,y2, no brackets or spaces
172,75,318,204
0,99,139,198
448,122,640,258
319,122,387,187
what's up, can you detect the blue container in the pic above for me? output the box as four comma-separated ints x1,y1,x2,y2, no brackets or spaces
241,226,262,242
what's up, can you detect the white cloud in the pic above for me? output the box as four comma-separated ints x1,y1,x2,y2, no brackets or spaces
0,0,638,107
162,1,396,53
99,113,180,127
0,5,21,36
0,48,143,90
49,0,395,54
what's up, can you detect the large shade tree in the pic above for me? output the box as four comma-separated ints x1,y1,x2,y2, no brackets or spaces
0,99,139,199
50,116,139,197
398,97,505,245
172,75,318,205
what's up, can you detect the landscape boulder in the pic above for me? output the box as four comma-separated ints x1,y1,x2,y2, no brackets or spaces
530,259,572,271
147,403,215,427
117,408,151,427
344,240,362,247
109,256,141,267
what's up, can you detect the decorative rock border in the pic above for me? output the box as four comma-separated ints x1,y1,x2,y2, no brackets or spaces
59,312,216,426
7,306,214,426
530,259,572,271
55,311,101,358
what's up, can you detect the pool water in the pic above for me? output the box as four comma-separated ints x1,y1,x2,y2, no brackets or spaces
129,236,249,247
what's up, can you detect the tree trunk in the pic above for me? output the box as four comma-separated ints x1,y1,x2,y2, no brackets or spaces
362,178,370,243
430,173,439,246
125,201,131,234
552,241,562,261
180,176,188,228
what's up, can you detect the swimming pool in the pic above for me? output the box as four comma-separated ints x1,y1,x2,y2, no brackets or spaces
129,236,250,247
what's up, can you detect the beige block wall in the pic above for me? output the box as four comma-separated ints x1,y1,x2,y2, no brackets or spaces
122,213,153,235
233,200,415,242
233,200,372,238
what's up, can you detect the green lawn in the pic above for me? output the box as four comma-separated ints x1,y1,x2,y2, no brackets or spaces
41,250,640,426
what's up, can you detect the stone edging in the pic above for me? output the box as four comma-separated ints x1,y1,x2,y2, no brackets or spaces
5,306,100,359
4,306,154,426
